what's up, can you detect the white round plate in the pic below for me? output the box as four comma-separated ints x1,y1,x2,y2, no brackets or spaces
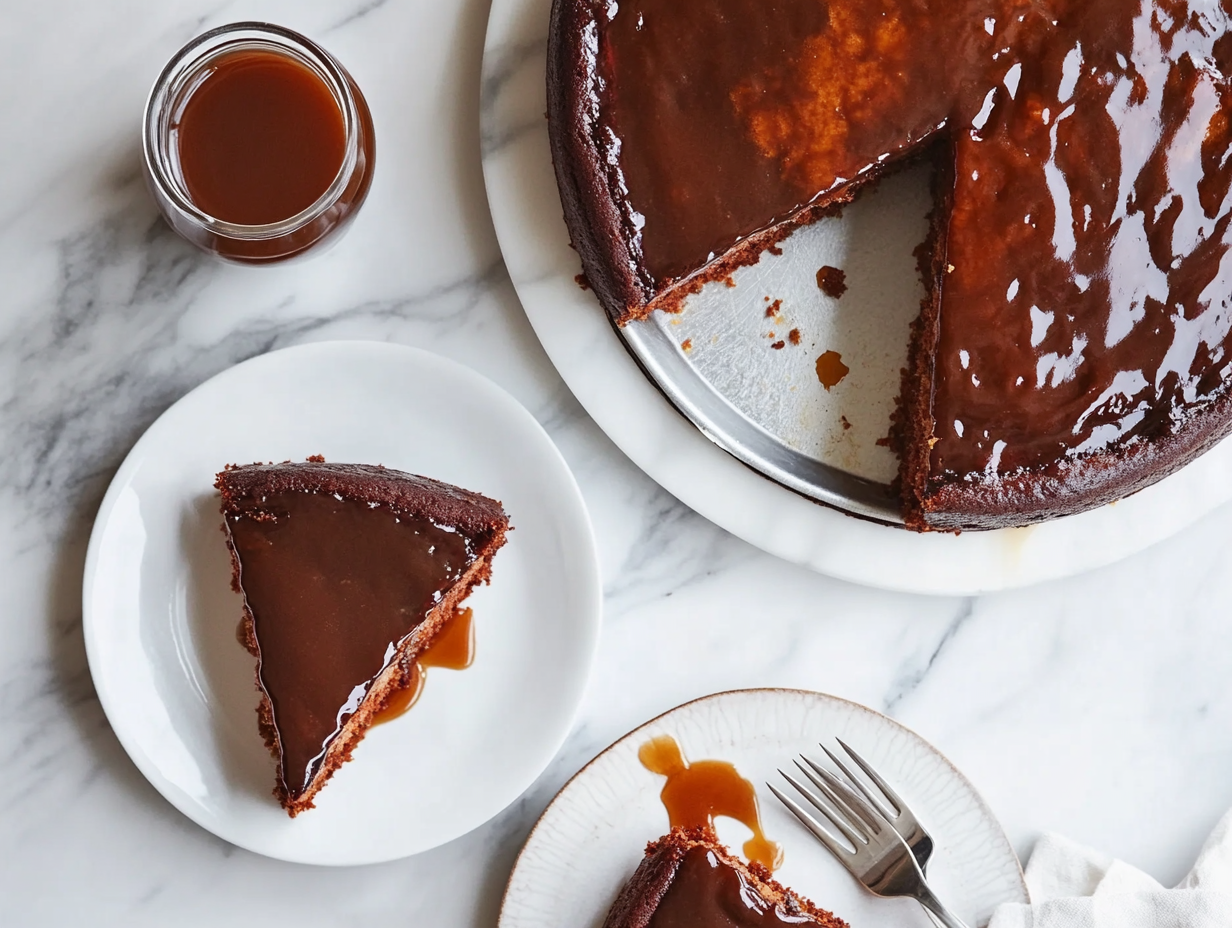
82,341,601,865
478,0,1232,594
501,689,1027,928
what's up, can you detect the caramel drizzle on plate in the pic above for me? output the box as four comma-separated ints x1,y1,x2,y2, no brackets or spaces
639,734,783,871
373,607,475,725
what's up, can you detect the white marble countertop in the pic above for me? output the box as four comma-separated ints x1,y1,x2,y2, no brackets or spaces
3,1,1232,923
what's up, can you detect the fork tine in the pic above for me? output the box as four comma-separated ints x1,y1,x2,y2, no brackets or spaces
821,743,898,822
766,781,854,863
792,759,877,835
799,755,884,834
780,768,867,847
836,737,906,817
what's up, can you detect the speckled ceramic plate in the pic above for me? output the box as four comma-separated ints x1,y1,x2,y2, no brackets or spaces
82,341,601,865
479,0,1232,593
500,689,1026,928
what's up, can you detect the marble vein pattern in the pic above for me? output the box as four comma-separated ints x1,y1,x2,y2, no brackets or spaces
1,0,1232,924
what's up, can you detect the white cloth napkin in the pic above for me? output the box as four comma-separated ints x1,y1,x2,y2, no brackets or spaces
988,809,1232,927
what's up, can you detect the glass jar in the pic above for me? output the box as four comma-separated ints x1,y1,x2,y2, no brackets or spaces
143,22,375,264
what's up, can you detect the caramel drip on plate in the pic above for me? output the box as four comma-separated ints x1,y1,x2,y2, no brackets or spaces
373,607,475,725
815,350,850,390
638,734,783,871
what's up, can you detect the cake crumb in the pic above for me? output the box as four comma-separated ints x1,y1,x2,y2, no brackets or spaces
841,416,852,430
816,266,847,298
681,338,693,352
306,454,325,463
574,272,590,290
723,275,736,288
765,298,782,318
771,340,786,350
788,328,801,345
815,350,849,390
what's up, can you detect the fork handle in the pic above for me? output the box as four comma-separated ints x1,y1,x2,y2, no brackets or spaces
914,883,971,928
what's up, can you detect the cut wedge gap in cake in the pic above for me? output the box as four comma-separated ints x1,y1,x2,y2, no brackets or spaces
216,458,510,816
549,0,1232,530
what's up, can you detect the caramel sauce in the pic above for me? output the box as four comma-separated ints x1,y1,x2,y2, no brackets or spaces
226,491,474,798
373,607,475,726
815,350,849,390
175,50,346,225
638,735,783,871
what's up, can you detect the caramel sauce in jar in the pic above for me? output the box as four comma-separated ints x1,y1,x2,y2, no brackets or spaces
144,22,375,263
176,50,347,226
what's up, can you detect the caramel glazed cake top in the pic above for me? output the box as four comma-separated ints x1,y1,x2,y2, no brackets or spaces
548,0,1232,529
602,828,849,928
217,460,509,815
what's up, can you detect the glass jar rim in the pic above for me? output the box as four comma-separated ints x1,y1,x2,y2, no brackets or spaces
142,21,360,240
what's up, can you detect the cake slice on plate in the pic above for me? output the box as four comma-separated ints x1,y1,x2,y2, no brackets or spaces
603,827,849,927
215,458,509,816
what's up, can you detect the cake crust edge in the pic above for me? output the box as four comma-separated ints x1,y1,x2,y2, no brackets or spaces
548,0,871,326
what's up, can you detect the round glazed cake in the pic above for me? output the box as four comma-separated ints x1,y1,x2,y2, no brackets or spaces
547,0,1232,530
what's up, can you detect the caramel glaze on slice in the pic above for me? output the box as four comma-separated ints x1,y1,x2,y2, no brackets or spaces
549,0,1232,529
600,827,848,928
217,461,508,815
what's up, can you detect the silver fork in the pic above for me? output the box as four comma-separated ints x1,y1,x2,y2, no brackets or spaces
822,738,934,873
769,750,970,928
821,740,945,928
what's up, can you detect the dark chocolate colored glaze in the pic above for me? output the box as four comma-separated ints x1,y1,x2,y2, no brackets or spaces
601,830,846,928
647,847,815,927
598,0,998,285
223,484,478,797
933,0,1232,485
551,0,1232,527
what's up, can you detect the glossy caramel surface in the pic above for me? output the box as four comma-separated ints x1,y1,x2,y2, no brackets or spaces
226,491,472,797
646,847,814,927
176,50,346,225
595,0,1232,484
934,0,1232,481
